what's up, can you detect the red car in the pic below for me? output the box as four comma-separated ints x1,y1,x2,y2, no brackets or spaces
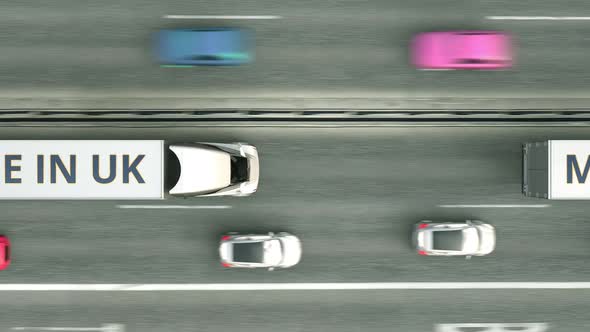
0,236,11,270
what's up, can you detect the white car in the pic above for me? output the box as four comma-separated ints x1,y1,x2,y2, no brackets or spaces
219,232,302,270
413,220,496,257
168,142,259,197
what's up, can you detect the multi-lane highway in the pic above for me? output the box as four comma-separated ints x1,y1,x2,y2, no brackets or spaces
4,0,590,107
0,124,587,331
3,0,590,330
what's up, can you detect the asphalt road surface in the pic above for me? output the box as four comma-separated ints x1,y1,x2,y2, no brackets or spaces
0,124,589,283
3,0,590,104
0,290,587,332
0,124,587,330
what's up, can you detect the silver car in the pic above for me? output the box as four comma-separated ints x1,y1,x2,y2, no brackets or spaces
219,232,302,270
413,220,496,257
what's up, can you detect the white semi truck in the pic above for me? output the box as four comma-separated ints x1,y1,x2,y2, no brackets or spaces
0,140,259,199
523,140,590,199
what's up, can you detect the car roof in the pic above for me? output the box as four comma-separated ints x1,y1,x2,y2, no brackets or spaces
450,32,510,62
157,29,250,63
232,242,265,263
432,229,463,251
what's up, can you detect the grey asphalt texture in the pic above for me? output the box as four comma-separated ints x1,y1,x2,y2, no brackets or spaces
3,0,590,327
3,0,590,102
0,124,587,330
0,290,588,332
0,125,587,284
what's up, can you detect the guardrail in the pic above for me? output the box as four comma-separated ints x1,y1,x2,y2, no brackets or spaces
3,97,590,121
3,109,590,122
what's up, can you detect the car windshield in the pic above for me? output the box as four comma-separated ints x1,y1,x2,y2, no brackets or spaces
230,156,248,185
232,242,264,263
454,59,509,64
164,149,181,192
432,230,463,251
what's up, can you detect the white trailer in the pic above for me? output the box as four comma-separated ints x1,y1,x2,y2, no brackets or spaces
523,140,590,199
0,140,258,200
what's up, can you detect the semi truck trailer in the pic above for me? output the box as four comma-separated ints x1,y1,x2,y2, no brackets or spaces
0,140,259,199
523,140,590,199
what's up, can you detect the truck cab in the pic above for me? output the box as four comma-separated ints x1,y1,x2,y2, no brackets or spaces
167,142,259,197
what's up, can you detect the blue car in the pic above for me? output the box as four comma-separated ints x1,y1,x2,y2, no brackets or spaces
156,28,252,66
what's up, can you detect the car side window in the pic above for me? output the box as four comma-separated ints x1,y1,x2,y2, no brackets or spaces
455,32,495,35
187,55,224,61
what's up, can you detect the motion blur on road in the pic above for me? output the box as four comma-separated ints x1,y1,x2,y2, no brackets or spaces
1,0,590,331
3,0,590,103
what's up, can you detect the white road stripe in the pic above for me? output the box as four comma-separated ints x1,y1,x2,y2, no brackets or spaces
116,205,231,209
162,15,283,20
12,329,103,332
438,204,550,208
436,323,549,332
13,328,105,332
487,16,590,20
0,283,589,291
12,325,124,332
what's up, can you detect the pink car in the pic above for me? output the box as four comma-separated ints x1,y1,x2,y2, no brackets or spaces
411,31,513,69
0,235,10,271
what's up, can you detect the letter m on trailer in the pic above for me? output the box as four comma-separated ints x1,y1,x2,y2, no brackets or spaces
567,155,590,184
524,140,590,199
547,140,590,199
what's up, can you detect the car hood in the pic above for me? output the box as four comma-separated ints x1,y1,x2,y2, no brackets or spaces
264,240,283,266
411,33,447,68
278,235,302,268
169,145,231,195
477,225,496,255
462,227,480,254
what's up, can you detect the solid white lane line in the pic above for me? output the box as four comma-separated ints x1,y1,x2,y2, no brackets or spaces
12,328,105,331
12,330,96,332
12,325,124,332
487,16,590,20
438,204,550,208
162,15,283,20
0,283,589,291
435,323,549,332
116,205,231,209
